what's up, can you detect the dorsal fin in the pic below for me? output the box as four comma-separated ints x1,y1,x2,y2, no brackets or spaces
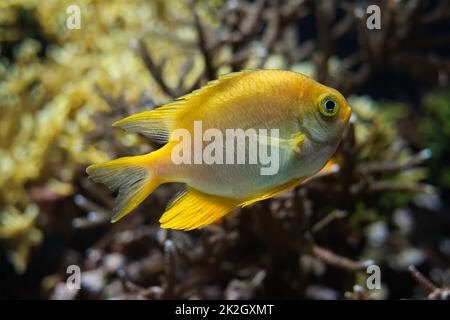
112,102,184,143
174,70,253,103
112,70,254,143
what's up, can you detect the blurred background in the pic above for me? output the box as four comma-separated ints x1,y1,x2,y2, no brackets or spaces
1,0,449,300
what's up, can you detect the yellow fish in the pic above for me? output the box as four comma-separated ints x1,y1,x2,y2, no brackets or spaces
87,70,351,230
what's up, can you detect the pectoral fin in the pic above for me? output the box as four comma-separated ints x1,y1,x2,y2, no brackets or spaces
159,188,239,231
264,132,305,153
292,132,306,153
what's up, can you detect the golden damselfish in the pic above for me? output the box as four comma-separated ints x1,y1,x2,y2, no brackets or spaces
87,70,352,230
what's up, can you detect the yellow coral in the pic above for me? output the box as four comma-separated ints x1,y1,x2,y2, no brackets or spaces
0,0,200,272
0,204,42,273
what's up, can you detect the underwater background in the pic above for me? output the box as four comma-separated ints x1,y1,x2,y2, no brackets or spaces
1,0,450,299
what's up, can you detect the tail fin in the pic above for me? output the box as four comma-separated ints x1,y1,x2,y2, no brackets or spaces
86,154,161,222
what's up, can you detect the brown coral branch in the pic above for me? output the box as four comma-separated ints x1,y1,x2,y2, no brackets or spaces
161,231,177,299
192,7,217,80
359,181,431,194
409,265,450,299
310,244,369,272
358,149,431,174
408,265,438,294
135,40,180,98
314,0,335,83
311,210,348,235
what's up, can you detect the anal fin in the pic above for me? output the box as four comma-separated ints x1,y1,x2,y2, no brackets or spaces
159,188,239,231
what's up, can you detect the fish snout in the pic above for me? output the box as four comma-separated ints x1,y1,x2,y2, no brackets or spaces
343,106,352,123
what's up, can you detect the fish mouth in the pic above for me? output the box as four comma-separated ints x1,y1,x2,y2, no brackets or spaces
343,106,352,123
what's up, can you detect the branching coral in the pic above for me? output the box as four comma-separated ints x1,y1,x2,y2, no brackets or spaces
0,204,42,273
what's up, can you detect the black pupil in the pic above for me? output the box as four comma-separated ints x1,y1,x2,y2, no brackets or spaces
325,99,336,112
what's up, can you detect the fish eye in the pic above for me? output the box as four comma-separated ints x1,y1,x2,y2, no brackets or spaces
319,97,339,117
